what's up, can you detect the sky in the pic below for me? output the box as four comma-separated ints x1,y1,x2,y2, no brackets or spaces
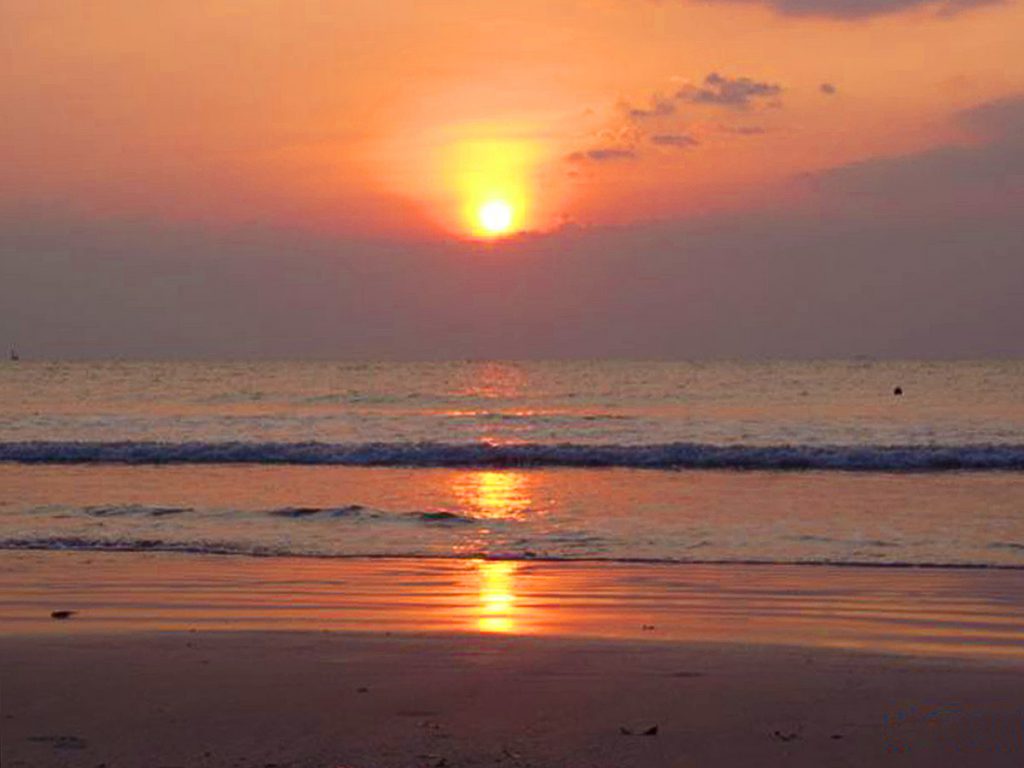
1,0,1022,359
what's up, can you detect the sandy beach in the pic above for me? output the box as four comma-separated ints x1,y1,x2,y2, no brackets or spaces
3,551,1024,767
4,630,1024,768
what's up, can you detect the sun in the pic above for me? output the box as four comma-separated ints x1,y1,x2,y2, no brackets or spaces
477,199,514,236
446,138,533,239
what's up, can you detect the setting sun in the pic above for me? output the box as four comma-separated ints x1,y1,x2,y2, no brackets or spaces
478,200,514,236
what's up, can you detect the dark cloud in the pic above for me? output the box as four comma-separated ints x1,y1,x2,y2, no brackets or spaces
678,72,782,109
800,94,1024,211
568,148,638,162
3,179,1021,360
695,0,1001,19
959,93,1024,140
650,133,700,147
628,98,677,120
820,82,837,95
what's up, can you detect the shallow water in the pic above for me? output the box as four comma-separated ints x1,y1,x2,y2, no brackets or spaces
3,465,1024,566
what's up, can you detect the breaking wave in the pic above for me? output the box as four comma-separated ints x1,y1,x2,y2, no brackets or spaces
1,440,1024,471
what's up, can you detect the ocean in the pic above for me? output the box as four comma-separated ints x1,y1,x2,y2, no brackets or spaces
2,360,1023,567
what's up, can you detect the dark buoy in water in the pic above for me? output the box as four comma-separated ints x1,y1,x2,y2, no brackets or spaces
893,386,903,396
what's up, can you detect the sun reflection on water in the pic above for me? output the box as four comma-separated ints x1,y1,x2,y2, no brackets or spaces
452,469,532,520
449,470,534,634
475,559,519,633
449,361,527,400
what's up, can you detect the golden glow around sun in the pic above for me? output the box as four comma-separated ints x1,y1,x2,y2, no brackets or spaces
478,199,513,235
446,137,533,239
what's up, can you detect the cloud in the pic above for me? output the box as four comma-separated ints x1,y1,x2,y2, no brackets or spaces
720,125,767,135
628,97,677,120
678,72,782,109
650,133,700,147
820,82,837,95
959,93,1024,140
568,147,638,162
570,70,781,164
799,94,1024,212
694,0,1001,20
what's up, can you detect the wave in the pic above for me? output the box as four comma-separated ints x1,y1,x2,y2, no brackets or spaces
3,536,1023,569
265,506,480,524
2,440,1024,471
42,502,492,526
83,504,191,518
268,505,368,519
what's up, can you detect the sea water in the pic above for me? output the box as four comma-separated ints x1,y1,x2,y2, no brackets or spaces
1,360,1023,566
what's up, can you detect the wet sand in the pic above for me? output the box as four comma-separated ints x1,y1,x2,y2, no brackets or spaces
4,551,1024,658
2,551,1023,767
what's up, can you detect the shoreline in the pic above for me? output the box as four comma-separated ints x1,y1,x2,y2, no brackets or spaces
7,543,1024,569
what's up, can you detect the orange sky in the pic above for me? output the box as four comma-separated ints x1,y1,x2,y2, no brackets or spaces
3,0,1023,239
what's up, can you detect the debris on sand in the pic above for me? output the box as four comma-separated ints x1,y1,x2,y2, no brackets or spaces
619,724,659,736
27,735,88,750
417,754,448,767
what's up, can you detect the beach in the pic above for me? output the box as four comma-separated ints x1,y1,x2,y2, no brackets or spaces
7,631,1024,768
3,551,1024,767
